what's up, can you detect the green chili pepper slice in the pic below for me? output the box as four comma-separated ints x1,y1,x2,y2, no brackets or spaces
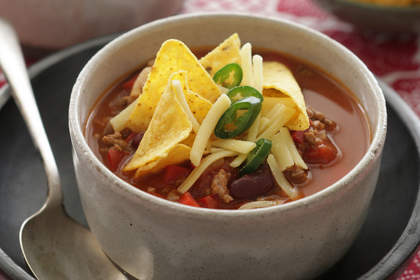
213,63,243,89
227,86,263,103
240,138,272,176
214,96,262,139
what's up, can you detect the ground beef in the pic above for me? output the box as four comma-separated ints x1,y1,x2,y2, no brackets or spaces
190,159,238,200
294,106,338,155
210,169,233,203
102,131,131,152
306,106,337,131
284,165,309,185
190,159,225,198
304,126,327,146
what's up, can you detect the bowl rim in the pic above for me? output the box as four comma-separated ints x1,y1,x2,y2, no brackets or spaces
69,12,387,218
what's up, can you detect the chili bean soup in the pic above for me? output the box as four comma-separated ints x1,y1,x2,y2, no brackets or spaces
85,48,370,210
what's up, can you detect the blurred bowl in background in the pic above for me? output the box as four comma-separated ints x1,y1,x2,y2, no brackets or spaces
312,0,420,33
0,0,185,50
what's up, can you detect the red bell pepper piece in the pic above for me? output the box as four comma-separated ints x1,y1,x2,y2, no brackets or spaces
107,147,127,171
163,165,190,184
198,195,219,209
291,130,304,144
304,143,337,164
122,74,139,91
178,192,200,207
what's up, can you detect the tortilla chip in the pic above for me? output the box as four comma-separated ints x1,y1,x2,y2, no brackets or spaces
169,71,213,124
134,144,190,177
263,61,309,130
185,90,212,123
124,86,192,171
199,33,241,76
127,39,220,132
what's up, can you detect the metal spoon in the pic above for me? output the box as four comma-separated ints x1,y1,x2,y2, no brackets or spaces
0,19,127,280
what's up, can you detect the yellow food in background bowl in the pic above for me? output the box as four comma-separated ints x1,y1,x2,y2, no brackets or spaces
348,0,420,6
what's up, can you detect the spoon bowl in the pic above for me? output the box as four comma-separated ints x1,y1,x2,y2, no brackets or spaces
0,18,126,280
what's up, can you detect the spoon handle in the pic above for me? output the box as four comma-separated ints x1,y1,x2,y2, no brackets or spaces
0,19,62,207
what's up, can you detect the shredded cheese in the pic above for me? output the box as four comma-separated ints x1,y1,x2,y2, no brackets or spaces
240,52,263,141
178,150,237,193
280,127,308,170
172,80,200,133
258,104,294,140
204,140,214,154
212,139,256,154
267,154,299,199
230,153,247,168
240,43,254,87
252,55,263,92
190,94,231,166
210,147,226,153
265,103,284,120
271,131,294,171
239,200,279,210
109,101,136,132
247,114,260,142
258,117,270,134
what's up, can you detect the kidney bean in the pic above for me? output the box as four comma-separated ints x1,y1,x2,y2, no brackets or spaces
229,163,274,199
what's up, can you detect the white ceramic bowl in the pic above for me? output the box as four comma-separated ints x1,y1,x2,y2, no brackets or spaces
69,13,386,280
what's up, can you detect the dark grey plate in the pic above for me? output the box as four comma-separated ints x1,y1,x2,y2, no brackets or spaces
0,36,420,280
